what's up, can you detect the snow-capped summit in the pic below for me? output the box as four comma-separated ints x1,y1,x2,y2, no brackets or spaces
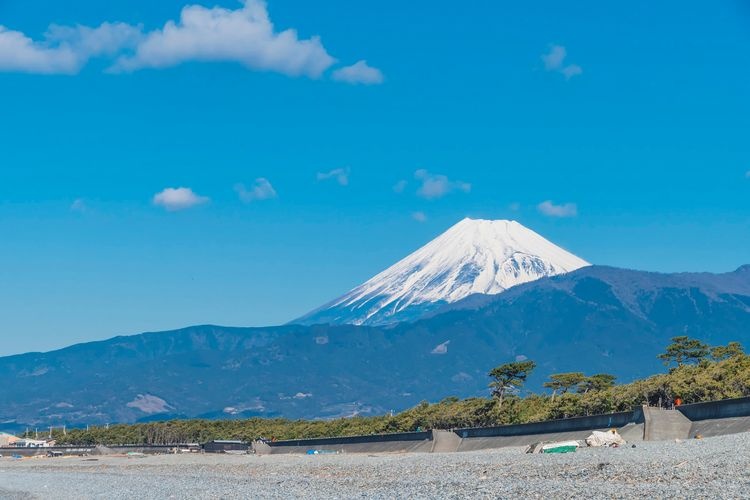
294,218,589,326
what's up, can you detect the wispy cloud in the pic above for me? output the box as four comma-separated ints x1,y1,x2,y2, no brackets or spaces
508,202,521,212
317,167,350,186
70,198,87,213
412,211,427,223
561,64,582,79
414,169,471,199
153,187,209,211
745,170,750,179
541,44,582,80
0,22,141,74
541,45,565,70
112,0,335,77
537,200,578,217
393,180,407,193
332,60,384,85
234,178,277,202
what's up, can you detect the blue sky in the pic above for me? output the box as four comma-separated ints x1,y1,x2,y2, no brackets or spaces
1,0,749,355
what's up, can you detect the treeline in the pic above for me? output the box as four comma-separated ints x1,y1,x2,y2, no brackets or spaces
47,337,750,445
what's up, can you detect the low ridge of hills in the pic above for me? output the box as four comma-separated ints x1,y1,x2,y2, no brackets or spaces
1,264,748,428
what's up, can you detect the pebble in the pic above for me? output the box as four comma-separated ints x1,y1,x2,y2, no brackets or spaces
0,432,748,498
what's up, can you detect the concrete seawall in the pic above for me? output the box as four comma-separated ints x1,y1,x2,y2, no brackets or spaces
676,397,750,438
259,397,750,454
260,410,646,455
261,431,434,455
642,406,692,441
677,396,750,421
453,409,644,452
456,409,642,438
0,445,176,458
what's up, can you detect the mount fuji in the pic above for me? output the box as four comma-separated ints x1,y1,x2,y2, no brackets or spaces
294,218,589,326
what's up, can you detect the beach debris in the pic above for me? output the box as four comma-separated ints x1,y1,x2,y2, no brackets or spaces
541,440,580,454
585,429,626,448
525,442,544,454
525,440,580,454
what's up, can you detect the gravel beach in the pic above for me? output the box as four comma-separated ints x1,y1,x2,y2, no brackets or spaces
1,432,748,499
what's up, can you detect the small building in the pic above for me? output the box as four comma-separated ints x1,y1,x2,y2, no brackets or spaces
14,438,53,448
202,440,248,453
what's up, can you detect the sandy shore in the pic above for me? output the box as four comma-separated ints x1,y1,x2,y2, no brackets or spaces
0,432,748,499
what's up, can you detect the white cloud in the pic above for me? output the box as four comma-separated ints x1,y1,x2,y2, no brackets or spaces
235,178,277,202
414,169,471,199
0,26,76,74
537,200,578,218
509,202,521,212
153,187,209,211
112,0,335,77
412,211,427,222
0,22,140,74
542,45,566,71
48,23,142,57
70,198,87,212
541,44,582,80
0,2,382,81
332,60,383,85
393,180,407,193
561,64,582,79
745,170,750,179
317,167,350,186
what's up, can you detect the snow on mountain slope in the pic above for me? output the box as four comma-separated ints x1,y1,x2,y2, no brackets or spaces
294,218,589,326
